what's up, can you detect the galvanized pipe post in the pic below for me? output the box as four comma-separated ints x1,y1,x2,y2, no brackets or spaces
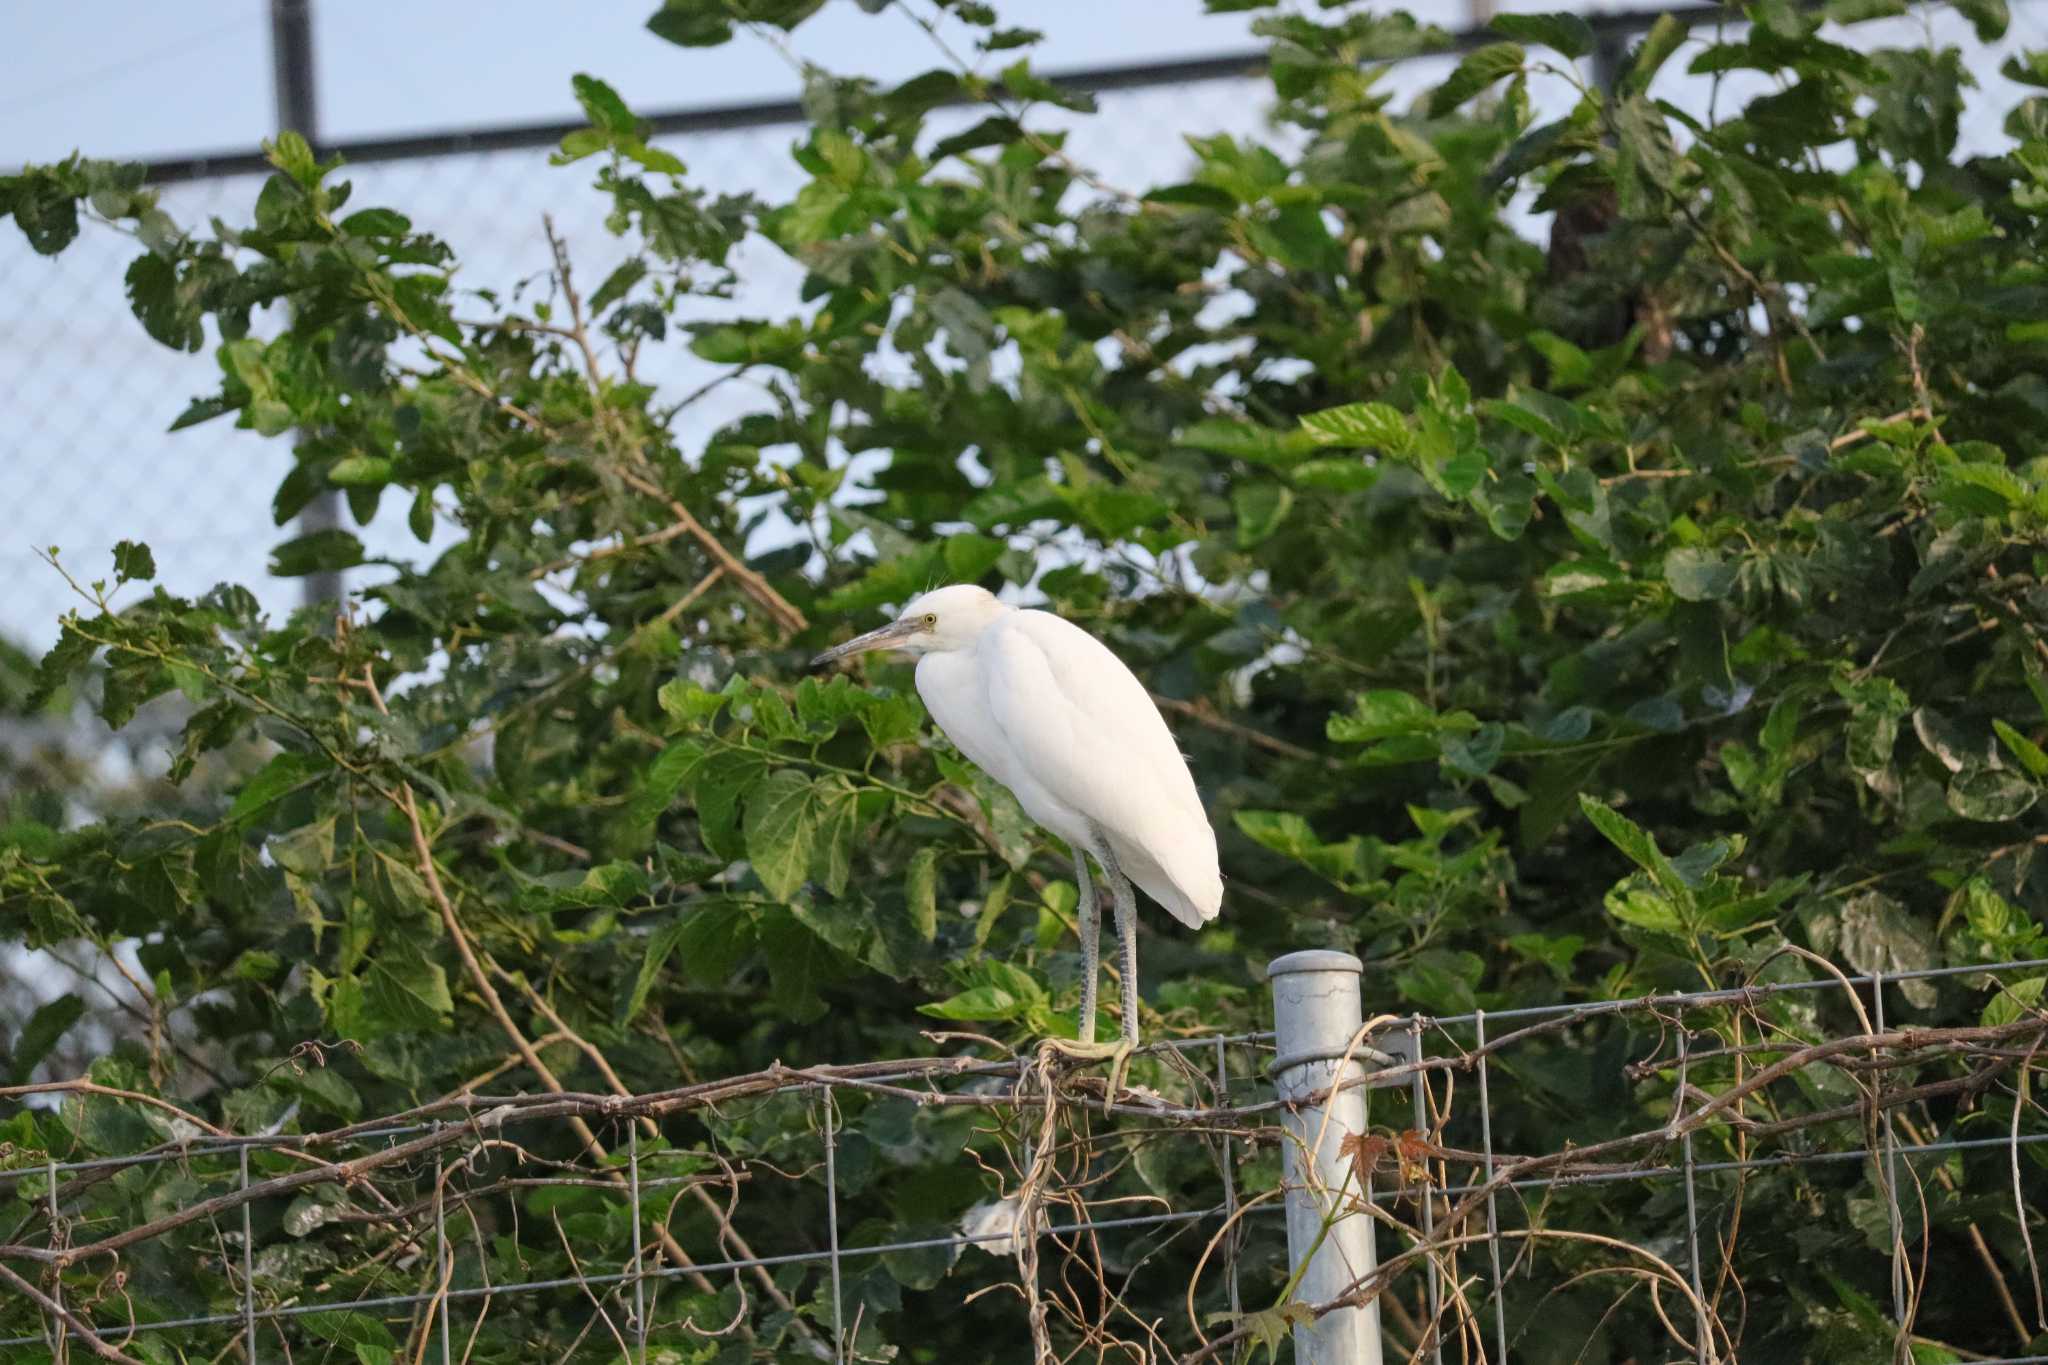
1269,949,1382,1365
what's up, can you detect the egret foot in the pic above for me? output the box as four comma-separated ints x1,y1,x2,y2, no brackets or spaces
1042,1037,1137,1102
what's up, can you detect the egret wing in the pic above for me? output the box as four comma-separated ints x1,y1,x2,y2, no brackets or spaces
982,611,1222,927
915,650,1022,793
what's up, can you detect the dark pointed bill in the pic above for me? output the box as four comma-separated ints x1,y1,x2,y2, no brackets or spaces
808,617,923,670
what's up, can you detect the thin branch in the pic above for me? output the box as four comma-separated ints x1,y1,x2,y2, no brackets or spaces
541,214,806,637
613,466,808,635
499,968,822,1349
0,1080,228,1139
1150,692,1336,767
359,665,736,1318
0,1257,146,1364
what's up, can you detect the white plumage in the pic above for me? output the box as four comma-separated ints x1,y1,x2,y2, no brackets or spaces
811,583,1223,1046
922,606,1221,927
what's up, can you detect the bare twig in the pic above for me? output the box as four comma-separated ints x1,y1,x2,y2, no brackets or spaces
539,215,806,637
1150,692,1336,767
0,1258,145,1364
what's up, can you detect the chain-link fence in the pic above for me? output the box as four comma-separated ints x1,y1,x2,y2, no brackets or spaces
2,58,1293,655
5,954,2047,1361
10,2,2043,656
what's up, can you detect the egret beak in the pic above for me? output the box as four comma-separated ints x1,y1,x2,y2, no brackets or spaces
809,618,922,670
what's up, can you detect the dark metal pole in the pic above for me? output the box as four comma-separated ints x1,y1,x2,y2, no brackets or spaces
269,0,317,141
269,0,343,612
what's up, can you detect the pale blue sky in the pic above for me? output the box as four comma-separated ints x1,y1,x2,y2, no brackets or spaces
3,2,1270,164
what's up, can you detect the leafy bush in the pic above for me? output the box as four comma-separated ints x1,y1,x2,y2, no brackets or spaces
4,1,2048,1359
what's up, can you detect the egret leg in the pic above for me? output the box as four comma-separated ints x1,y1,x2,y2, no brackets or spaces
1108,862,1141,1049
1041,830,1138,1098
1091,831,1142,1049
1073,846,1099,1046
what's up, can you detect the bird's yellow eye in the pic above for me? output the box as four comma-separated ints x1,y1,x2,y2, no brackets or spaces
922,613,938,627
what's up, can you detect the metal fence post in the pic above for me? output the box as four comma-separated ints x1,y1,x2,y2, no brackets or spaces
1270,949,1382,1365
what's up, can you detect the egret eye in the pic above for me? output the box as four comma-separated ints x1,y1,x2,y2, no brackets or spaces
922,613,938,627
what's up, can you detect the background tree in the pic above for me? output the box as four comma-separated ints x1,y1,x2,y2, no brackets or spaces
4,2,2048,1359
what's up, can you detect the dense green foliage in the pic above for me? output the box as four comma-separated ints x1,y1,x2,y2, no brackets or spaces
5,1,2048,1359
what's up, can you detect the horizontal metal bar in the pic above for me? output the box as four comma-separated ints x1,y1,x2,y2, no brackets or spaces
109,2,1734,184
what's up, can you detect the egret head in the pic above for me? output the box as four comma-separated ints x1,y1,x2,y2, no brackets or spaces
809,584,1007,668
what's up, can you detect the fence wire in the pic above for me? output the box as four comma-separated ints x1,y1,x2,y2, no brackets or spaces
9,7,2048,1362
5,956,2048,1362
7,4,2046,657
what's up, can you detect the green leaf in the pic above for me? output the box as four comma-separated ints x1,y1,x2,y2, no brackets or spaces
589,257,649,313
619,900,755,1023
1233,483,1293,548
744,770,820,901
971,873,1013,955
1507,932,1584,982
1290,458,1380,492
861,692,925,749
916,985,1023,1022
1579,795,1689,903
1946,769,2038,822
1491,12,1593,59
358,956,453,1034
297,1312,393,1351
230,751,331,827
1952,0,2008,41
1983,976,2044,1028
554,127,609,164
572,73,639,134
407,487,435,542
1427,42,1525,117
1300,401,1410,453
1993,719,2048,779
657,680,730,730
1481,392,1580,448
632,742,699,829
339,208,410,237
124,253,203,352
269,529,364,577
690,747,766,862
112,540,155,583
1620,13,1686,96
1833,891,1937,1007
1664,548,1737,602
1327,691,1474,744
1930,463,2027,516
328,455,393,487
646,3,734,46
1526,331,1593,389
1180,418,1317,466
7,993,84,1084
1233,810,1322,860
812,780,861,897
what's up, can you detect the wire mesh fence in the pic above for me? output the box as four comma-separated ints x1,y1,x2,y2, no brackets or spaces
9,2,2046,654
6,954,2047,1362
0,66,1286,658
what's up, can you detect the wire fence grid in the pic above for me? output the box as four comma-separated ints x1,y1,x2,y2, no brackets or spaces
5,954,2048,1362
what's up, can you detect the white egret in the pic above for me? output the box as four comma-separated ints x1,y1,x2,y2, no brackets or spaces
810,584,1222,1080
